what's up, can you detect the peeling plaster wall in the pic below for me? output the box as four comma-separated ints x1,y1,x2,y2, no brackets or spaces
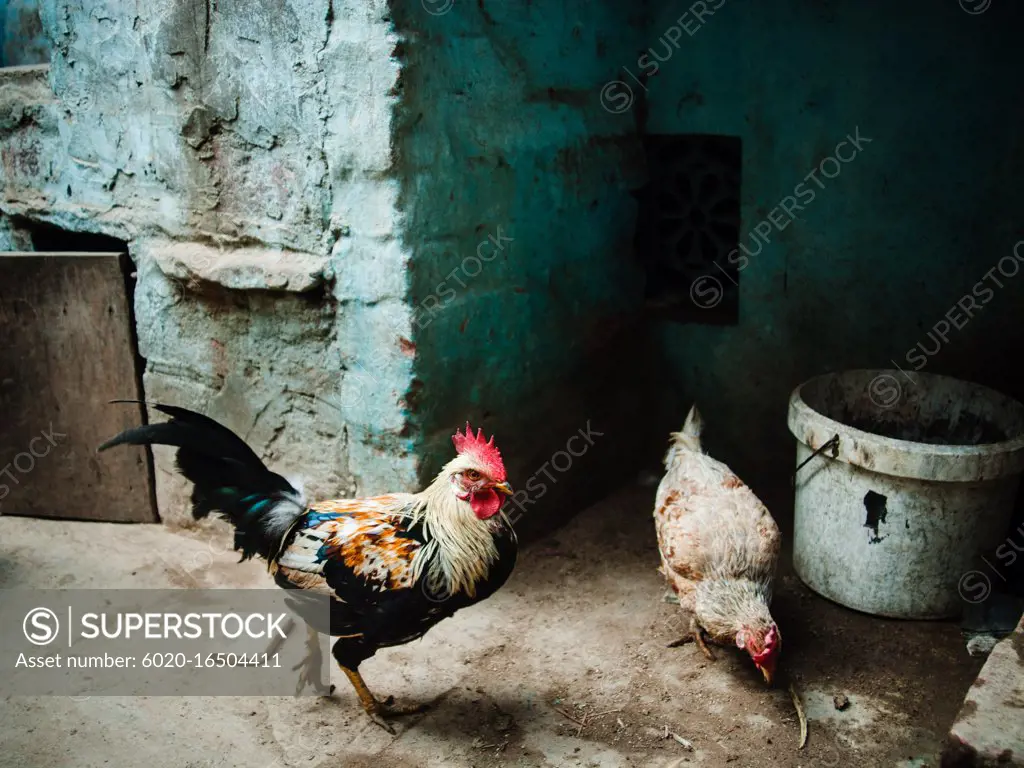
390,0,662,538
1,0,416,525
32,0,333,249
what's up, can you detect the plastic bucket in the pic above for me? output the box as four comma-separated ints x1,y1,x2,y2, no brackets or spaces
787,370,1024,619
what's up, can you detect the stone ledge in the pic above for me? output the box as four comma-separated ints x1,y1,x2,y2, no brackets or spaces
943,612,1024,767
0,64,50,90
151,241,329,293
0,64,57,133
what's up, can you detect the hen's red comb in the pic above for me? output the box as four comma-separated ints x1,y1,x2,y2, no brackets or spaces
452,422,506,481
751,626,780,663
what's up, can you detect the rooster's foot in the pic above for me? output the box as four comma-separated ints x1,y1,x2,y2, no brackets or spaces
362,700,428,734
379,696,430,716
366,709,397,734
341,665,427,735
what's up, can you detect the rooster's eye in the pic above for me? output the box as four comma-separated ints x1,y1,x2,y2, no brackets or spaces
465,470,481,481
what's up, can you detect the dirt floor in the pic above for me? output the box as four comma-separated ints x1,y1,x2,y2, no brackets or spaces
0,484,983,768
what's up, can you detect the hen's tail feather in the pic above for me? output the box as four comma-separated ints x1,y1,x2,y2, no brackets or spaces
99,402,305,561
675,404,704,453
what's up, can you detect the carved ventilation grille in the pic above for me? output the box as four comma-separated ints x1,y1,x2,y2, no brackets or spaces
635,134,741,324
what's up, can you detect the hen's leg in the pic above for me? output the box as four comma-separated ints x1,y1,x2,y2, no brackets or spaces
668,617,716,659
690,616,716,661
292,624,333,696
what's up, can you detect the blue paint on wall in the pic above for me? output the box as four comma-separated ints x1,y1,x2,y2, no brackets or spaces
0,1,7,66
1,0,50,67
644,0,1024,492
391,1,661,536
390,0,1024,533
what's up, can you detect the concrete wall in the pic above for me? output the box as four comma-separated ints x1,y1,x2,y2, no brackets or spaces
643,0,1024,495
1,0,416,525
390,0,664,538
2,0,661,534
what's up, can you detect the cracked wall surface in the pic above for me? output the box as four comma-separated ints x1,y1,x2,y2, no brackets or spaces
1,0,416,525
3,0,668,533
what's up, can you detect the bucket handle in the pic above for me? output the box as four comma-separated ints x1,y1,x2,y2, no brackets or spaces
791,433,840,486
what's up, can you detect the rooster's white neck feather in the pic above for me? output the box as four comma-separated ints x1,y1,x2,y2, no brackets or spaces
401,462,504,598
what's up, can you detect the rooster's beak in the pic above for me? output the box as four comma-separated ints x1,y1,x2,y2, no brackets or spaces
760,666,773,685
493,481,513,496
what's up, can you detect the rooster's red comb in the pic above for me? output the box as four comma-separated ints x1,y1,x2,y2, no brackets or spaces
452,422,506,482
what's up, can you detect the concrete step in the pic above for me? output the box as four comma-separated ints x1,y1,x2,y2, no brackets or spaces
943,611,1024,767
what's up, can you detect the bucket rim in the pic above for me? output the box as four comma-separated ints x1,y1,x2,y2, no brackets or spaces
787,369,1024,482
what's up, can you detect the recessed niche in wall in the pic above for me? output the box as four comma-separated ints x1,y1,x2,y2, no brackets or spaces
23,219,128,253
634,134,741,324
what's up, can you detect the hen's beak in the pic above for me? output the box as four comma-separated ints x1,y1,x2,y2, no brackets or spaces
761,666,773,685
493,481,513,496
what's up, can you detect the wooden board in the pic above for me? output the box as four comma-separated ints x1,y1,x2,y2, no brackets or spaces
0,253,156,522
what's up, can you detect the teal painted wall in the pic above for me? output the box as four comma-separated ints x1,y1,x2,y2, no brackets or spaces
390,0,1024,534
1,0,50,67
390,1,664,537
645,0,1024,494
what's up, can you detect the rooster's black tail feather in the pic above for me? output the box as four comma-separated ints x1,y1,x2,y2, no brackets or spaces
99,401,305,560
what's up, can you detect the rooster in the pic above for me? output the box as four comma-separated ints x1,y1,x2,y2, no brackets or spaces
99,403,517,732
653,405,782,684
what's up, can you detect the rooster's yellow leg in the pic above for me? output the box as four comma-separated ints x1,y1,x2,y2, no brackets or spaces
340,665,427,734
340,665,396,735
690,616,716,661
